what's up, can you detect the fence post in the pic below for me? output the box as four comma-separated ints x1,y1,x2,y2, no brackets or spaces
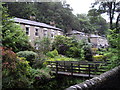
56,61,58,75
71,63,73,76
79,63,81,73
64,61,65,72
88,64,91,78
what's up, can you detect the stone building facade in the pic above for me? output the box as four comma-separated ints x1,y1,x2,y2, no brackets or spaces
13,17,63,46
66,30,109,48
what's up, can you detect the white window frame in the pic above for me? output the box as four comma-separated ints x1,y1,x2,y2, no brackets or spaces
58,31,61,35
51,30,55,38
25,25,30,36
34,43,39,50
43,28,48,37
34,27,39,37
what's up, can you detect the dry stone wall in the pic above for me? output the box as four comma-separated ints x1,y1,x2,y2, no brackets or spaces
66,65,120,90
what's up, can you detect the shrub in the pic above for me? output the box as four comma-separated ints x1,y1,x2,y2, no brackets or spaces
35,37,51,54
30,67,51,88
91,48,98,54
46,49,58,58
52,35,86,59
52,35,77,55
93,55,104,61
2,6,33,52
17,51,38,66
46,56,79,62
2,47,32,88
2,47,17,72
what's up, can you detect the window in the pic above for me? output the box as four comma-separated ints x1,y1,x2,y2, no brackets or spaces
25,27,30,35
43,29,47,37
58,31,61,35
34,43,39,50
35,28,39,36
51,31,54,38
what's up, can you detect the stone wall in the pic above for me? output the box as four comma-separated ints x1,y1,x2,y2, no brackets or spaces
66,65,120,90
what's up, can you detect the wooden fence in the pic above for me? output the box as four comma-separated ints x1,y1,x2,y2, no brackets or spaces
47,61,109,78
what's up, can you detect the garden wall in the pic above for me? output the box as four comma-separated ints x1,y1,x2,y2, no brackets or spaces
66,65,120,90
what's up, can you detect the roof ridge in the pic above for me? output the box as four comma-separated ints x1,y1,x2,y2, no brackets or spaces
14,17,63,31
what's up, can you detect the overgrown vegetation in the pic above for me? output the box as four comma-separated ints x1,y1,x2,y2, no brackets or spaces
52,35,92,61
2,1,120,89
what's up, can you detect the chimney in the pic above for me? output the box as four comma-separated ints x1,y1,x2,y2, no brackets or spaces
30,15,36,21
50,21,56,27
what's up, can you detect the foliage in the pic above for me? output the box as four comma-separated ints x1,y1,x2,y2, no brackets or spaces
34,76,85,89
2,48,32,88
2,47,17,72
17,51,38,66
76,14,95,34
91,48,98,54
4,2,81,32
92,1,120,30
106,29,120,69
33,37,51,68
53,35,76,55
93,55,104,61
46,56,79,62
52,35,86,59
2,47,51,88
107,29,119,48
52,35,93,61
87,9,108,35
35,37,51,54
30,67,51,88
2,5,32,52
46,49,58,58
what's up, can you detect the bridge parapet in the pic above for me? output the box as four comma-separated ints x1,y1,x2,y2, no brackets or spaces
66,65,120,90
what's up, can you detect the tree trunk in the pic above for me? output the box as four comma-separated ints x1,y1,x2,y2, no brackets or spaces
109,2,116,30
116,13,120,31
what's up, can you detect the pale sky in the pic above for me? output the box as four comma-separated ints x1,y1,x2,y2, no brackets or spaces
65,0,110,22
65,0,95,15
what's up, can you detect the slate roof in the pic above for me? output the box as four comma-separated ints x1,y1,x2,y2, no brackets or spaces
71,30,85,34
90,34,101,38
13,17,63,31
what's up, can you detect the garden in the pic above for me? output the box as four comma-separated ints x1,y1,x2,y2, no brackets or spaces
2,3,120,89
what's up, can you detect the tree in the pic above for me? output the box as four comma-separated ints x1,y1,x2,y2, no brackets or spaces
92,1,120,30
107,29,120,68
77,14,95,34
4,2,81,33
2,5,32,52
88,9,109,35
4,2,36,19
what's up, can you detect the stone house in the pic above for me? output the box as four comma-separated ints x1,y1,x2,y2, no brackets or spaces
13,17,63,47
66,30,108,48
66,30,89,42
89,34,109,48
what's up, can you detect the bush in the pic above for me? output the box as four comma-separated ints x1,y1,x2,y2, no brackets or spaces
17,51,38,66
52,35,77,55
52,35,86,59
46,56,79,62
93,55,104,61
2,6,33,52
30,67,51,88
91,48,98,54
2,47,32,88
2,47,17,72
46,49,58,58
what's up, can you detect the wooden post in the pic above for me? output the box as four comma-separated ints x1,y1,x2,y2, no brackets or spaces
64,61,65,72
94,64,97,75
56,61,58,75
88,64,91,78
71,63,73,76
79,63,81,74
